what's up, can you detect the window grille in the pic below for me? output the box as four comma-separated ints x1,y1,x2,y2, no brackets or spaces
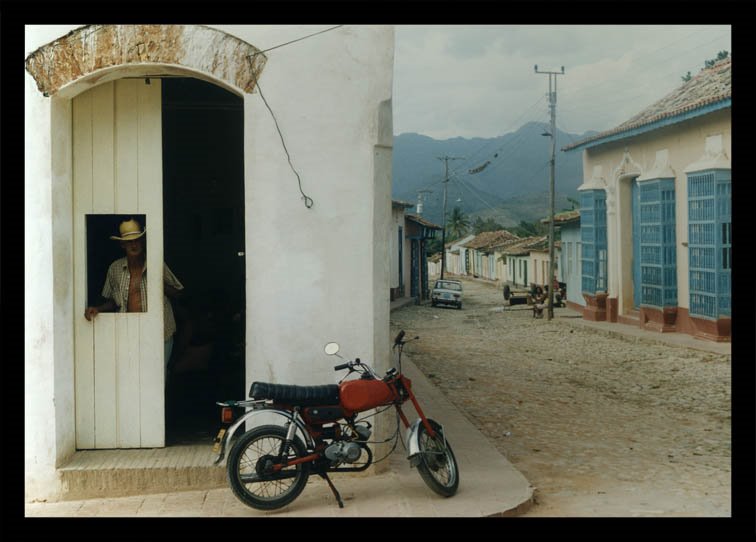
688,170,731,318
639,179,677,308
580,190,607,295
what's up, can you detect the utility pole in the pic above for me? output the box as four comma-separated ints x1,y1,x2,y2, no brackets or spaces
535,64,565,320
438,155,464,280
416,189,432,215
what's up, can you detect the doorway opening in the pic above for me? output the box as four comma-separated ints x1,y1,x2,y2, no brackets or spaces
162,77,246,445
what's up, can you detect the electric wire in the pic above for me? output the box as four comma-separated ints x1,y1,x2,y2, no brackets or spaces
256,81,314,209
444,35,729,181
447,95,548,178
441,30,729,164
250,26,345,57
245,25,344,210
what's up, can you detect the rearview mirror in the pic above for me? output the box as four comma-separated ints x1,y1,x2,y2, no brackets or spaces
324,342,340,356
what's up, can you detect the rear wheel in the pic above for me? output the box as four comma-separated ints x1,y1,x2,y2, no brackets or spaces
227,424,310,510
416,419,459,497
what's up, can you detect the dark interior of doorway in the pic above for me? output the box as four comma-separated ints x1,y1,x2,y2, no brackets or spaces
162,77,245,445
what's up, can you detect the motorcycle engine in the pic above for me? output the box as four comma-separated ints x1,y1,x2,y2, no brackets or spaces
325,441,362,464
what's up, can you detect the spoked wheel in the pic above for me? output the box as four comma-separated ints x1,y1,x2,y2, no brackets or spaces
226,425,310,510
416,419,459,497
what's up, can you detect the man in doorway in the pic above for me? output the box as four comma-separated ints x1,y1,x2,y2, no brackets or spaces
84,218,184,373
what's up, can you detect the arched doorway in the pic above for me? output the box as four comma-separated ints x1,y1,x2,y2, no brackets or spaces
26,24,263,450
161,77,246,445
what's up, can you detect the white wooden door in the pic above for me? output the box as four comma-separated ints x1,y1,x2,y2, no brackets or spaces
73,79,165,449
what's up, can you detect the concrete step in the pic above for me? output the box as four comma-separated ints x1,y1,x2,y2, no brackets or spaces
618,309,641,327
58,444,226,501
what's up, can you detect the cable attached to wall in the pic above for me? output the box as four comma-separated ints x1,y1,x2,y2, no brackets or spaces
245,26,345,210
256,81,314,209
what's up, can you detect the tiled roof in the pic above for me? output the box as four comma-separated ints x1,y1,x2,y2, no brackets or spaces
500,235,548,256
563,58,731,152
405,213,442,230
540,209,580,225
462,230,520,250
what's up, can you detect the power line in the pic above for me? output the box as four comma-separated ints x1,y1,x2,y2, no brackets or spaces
535,64,564,320
426,29,727,180
250,26,344,57
448,95,548,177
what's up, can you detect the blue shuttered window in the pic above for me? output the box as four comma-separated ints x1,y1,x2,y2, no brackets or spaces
580,190,607,295
639,179,677,308
688,170,731,319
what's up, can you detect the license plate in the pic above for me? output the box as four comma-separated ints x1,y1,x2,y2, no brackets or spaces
443,293,451,299
212,428,226,453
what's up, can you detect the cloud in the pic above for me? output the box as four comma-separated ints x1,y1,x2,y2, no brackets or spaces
393,25,731,139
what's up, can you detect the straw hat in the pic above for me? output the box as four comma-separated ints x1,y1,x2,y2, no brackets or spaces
110,218,146,241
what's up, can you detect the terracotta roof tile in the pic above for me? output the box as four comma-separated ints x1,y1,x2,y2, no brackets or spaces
500,235,549,255
462,230,520,250
563,58,731,151
540,209,580,224
405,213,442,230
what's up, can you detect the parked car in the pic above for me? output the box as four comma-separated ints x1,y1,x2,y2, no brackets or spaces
431,279,463,309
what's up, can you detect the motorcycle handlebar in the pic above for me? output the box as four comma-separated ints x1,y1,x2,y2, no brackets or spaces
394,330,405,345
334,362,352,371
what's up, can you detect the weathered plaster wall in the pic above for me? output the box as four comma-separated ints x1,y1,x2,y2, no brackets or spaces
25,24,394,501
25,69,57,502
25,25,266,96
238,24,394,390
581,110,730,315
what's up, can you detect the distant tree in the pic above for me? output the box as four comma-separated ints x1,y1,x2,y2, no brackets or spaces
682,50,729,82
566,196,580,210
511,219,546,238
472,216,505,235
426,237,443,255
446,206,470,240
705,50,729,68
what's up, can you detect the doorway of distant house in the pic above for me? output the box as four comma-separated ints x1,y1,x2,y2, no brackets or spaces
162,78,246,445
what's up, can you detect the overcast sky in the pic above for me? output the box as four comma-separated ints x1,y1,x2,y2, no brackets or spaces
393,25,732,140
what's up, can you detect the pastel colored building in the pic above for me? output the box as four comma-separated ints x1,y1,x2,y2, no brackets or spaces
563,58,731,341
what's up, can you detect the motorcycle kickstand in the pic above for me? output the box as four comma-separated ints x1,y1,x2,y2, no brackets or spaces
319,472,344,508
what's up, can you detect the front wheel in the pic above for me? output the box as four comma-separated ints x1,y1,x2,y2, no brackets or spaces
416,419,459,497
226,424,310,510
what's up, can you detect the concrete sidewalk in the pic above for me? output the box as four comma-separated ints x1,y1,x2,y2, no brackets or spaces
557,308,731,357
24,358,535,517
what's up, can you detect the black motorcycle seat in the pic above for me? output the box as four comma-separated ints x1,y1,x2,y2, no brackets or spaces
249,382,341,407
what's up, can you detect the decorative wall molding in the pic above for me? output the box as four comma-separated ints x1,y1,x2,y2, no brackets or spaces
684,133,731,173
637,148,676,181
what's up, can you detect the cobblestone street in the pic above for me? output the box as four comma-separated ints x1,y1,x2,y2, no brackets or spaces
390,276,731,516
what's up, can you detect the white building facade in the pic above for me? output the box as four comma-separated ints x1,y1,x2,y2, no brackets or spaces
25,24,395,501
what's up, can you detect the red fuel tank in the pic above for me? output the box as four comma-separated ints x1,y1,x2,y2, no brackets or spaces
339,379,395,413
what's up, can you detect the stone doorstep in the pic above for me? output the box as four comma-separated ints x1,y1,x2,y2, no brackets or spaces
58,444,227,501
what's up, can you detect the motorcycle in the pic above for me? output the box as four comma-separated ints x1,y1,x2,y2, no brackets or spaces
212,330,459,511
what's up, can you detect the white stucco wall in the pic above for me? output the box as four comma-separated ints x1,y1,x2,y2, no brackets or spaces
25,24,394,501
579,110,730,316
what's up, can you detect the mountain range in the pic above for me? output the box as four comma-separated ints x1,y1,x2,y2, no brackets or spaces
392,122,599,226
